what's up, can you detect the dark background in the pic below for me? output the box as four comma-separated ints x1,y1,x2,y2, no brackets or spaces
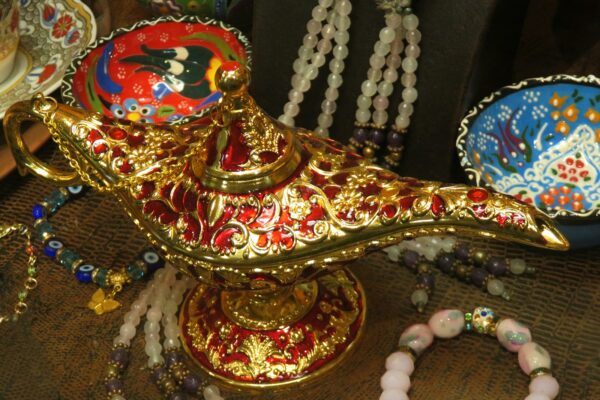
0,0,599,399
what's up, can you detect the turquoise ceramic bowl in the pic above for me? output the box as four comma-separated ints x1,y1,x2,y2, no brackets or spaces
457,75,600,248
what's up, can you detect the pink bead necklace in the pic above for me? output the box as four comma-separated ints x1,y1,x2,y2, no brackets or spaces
381,307,560,400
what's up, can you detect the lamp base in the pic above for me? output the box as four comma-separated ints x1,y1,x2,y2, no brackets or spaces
179,268,366,390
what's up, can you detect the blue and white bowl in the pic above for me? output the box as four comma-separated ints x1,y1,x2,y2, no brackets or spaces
457,75,600,248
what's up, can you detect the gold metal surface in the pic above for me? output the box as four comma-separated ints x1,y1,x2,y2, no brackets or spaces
180,268,366,390
2,61,569,388
221,281,319,331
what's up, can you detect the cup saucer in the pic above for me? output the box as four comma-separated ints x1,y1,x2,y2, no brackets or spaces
0,0,97,118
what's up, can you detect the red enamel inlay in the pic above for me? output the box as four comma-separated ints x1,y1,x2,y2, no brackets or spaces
250,203,277,228
496,213,509,226
112,146,124,158
237,204,258,224
171,183,186,212
86,129,102,143
400,196,417,211
360,183,380,197
160,182,174,199
299,206,325,237
213,227,239,250
144,200,178,225
182,214,200,244
511,213,526,227
92,142,108,155
467,188,489,203
183,190,198,212
381,204,397,218
431,195,446,217
323,186,340,199
259,152,279,164
332,173,349,186
136,181,156,200
318,161,332,171
127,133,145,147
310,172,328,186
109,127,127,140
472,204,488,219
221,120,250,171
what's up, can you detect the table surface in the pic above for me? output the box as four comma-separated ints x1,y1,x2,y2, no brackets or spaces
1,1,599,399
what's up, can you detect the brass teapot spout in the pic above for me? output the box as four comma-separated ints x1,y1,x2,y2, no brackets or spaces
3,62,568,389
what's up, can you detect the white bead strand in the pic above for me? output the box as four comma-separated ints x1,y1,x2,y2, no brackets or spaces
279,1,339,127
314,0,353,137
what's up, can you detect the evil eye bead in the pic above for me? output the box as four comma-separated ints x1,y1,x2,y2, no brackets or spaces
75,264,95,283
67,185,85,197
32,204,46,220
140,249,164,272
44,239,64,258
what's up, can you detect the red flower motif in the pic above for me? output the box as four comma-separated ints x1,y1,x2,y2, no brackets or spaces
67,30,80,44
52,15,74,39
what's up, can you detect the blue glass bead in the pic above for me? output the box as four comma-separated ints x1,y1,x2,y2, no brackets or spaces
140,249,164,273
35,220,54,240
32,204,46,220
58,248,80,271
126,262,146,281
75,264,95,283
44,190,68,213
93,268,109,288
43,239,64,258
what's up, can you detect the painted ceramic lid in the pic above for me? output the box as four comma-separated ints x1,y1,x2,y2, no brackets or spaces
61,15,251,124
457,75,600,220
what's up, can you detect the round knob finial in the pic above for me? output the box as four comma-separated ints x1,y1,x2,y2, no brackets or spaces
215,61,250,96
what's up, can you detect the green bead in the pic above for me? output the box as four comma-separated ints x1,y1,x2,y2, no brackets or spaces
35,220,53,240
94,268,109,288
464,312,473,321
58,249,80,271
27,266,37,276
17,290,28,301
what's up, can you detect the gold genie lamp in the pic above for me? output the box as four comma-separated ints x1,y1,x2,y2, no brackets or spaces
4,62,567,389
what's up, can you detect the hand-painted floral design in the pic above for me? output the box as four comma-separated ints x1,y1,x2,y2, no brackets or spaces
110,98,157,123
38,1,84,48
458,77,600,218
63,17,251,124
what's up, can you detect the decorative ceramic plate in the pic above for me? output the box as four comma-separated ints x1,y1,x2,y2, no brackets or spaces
457,75,600,221
0,0,97,118
61,16,251,125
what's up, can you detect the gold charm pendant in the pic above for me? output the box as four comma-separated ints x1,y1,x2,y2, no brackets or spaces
87,288,121,315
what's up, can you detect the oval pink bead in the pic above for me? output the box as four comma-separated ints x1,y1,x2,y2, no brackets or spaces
518,342,552,375
529,375,560,399
385,352,415,376
524,394,551,400
496,319,532,352
380,369,411,392
398,323,434,355
380,389,409,400
428,309,465,339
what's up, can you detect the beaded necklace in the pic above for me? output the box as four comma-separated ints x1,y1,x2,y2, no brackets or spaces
31,186,165,314
0,223,39,324
279,0,421,166
382,307,560,400
384,236,534,311
106,271,560,400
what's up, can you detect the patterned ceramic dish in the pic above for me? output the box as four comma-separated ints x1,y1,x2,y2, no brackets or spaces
457,75,600,247
61,16,251,125
0,0,97,118
138,0,242,19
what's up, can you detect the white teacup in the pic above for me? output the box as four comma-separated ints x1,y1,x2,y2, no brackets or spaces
0,0,19,83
